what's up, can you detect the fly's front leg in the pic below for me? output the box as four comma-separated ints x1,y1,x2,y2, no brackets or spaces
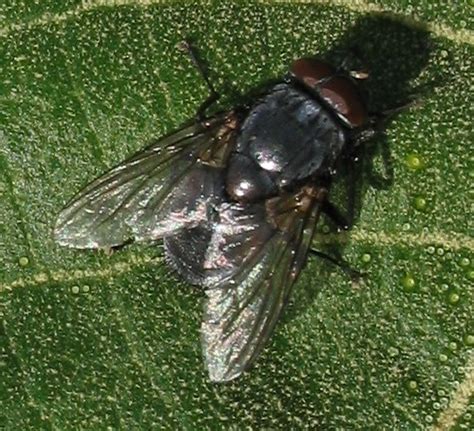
355,99,419,145
178,39,221,121
350,99,417,188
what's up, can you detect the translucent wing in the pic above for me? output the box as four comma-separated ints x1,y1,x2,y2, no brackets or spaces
163,222,216,286
201,186,323,382
54,112,238,249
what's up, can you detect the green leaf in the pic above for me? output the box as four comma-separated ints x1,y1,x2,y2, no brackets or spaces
1,1,472,429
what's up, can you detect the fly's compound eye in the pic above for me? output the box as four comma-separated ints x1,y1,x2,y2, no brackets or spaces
290,57,368,129
319,76,368,128
290,58,335,88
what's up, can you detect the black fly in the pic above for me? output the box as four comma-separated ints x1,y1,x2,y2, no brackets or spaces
55,41,388,382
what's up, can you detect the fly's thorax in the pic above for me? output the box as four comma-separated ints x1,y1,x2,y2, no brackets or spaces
227,83,347,203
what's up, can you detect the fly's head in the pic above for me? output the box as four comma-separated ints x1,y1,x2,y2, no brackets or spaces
290,57,368,129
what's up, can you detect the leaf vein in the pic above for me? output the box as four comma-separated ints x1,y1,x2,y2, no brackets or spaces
1,229,471,293
0,0,472,46
432,354,474,431
259,0,474,45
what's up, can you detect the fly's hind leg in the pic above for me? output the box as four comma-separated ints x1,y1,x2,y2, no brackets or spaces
178,39,221,121
309,249,363,282
322,200,352,231
317,183,363,281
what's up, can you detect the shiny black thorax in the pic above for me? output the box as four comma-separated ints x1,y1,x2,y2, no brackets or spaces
225,82,347,203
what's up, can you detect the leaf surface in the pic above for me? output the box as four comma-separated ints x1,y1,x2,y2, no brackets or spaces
1,1,472,429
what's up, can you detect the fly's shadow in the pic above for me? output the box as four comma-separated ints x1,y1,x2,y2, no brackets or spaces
286,14,433,320
325,13,432,204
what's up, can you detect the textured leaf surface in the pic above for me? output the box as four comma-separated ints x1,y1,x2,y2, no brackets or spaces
0,1,472,429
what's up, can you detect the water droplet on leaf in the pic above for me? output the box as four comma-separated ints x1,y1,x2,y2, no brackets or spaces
406,153,423,170
361,253,371,263
406,380,418,392
402,275,415,292
73,269,83,278
447,292,460,305
463,334,474,346
18,256,29,267
413,196,427,211
439,353,448,362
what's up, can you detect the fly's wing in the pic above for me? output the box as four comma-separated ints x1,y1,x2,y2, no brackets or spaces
201,187,322,382
163,222,215,286
54,112,238,249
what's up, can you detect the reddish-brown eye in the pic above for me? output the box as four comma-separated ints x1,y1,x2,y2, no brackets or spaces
319,76,368,128
290,58,335,88
290,57,368,128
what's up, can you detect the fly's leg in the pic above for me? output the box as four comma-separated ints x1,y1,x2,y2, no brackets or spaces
178,39,220,121
323,141,363,230
322,200,352,230
352,128,379,146
323,138,363,230
344,152,360,228
317,179,363,280
350,99,417,188
309,249,363,281
355,99,419,145
377,99,419,118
